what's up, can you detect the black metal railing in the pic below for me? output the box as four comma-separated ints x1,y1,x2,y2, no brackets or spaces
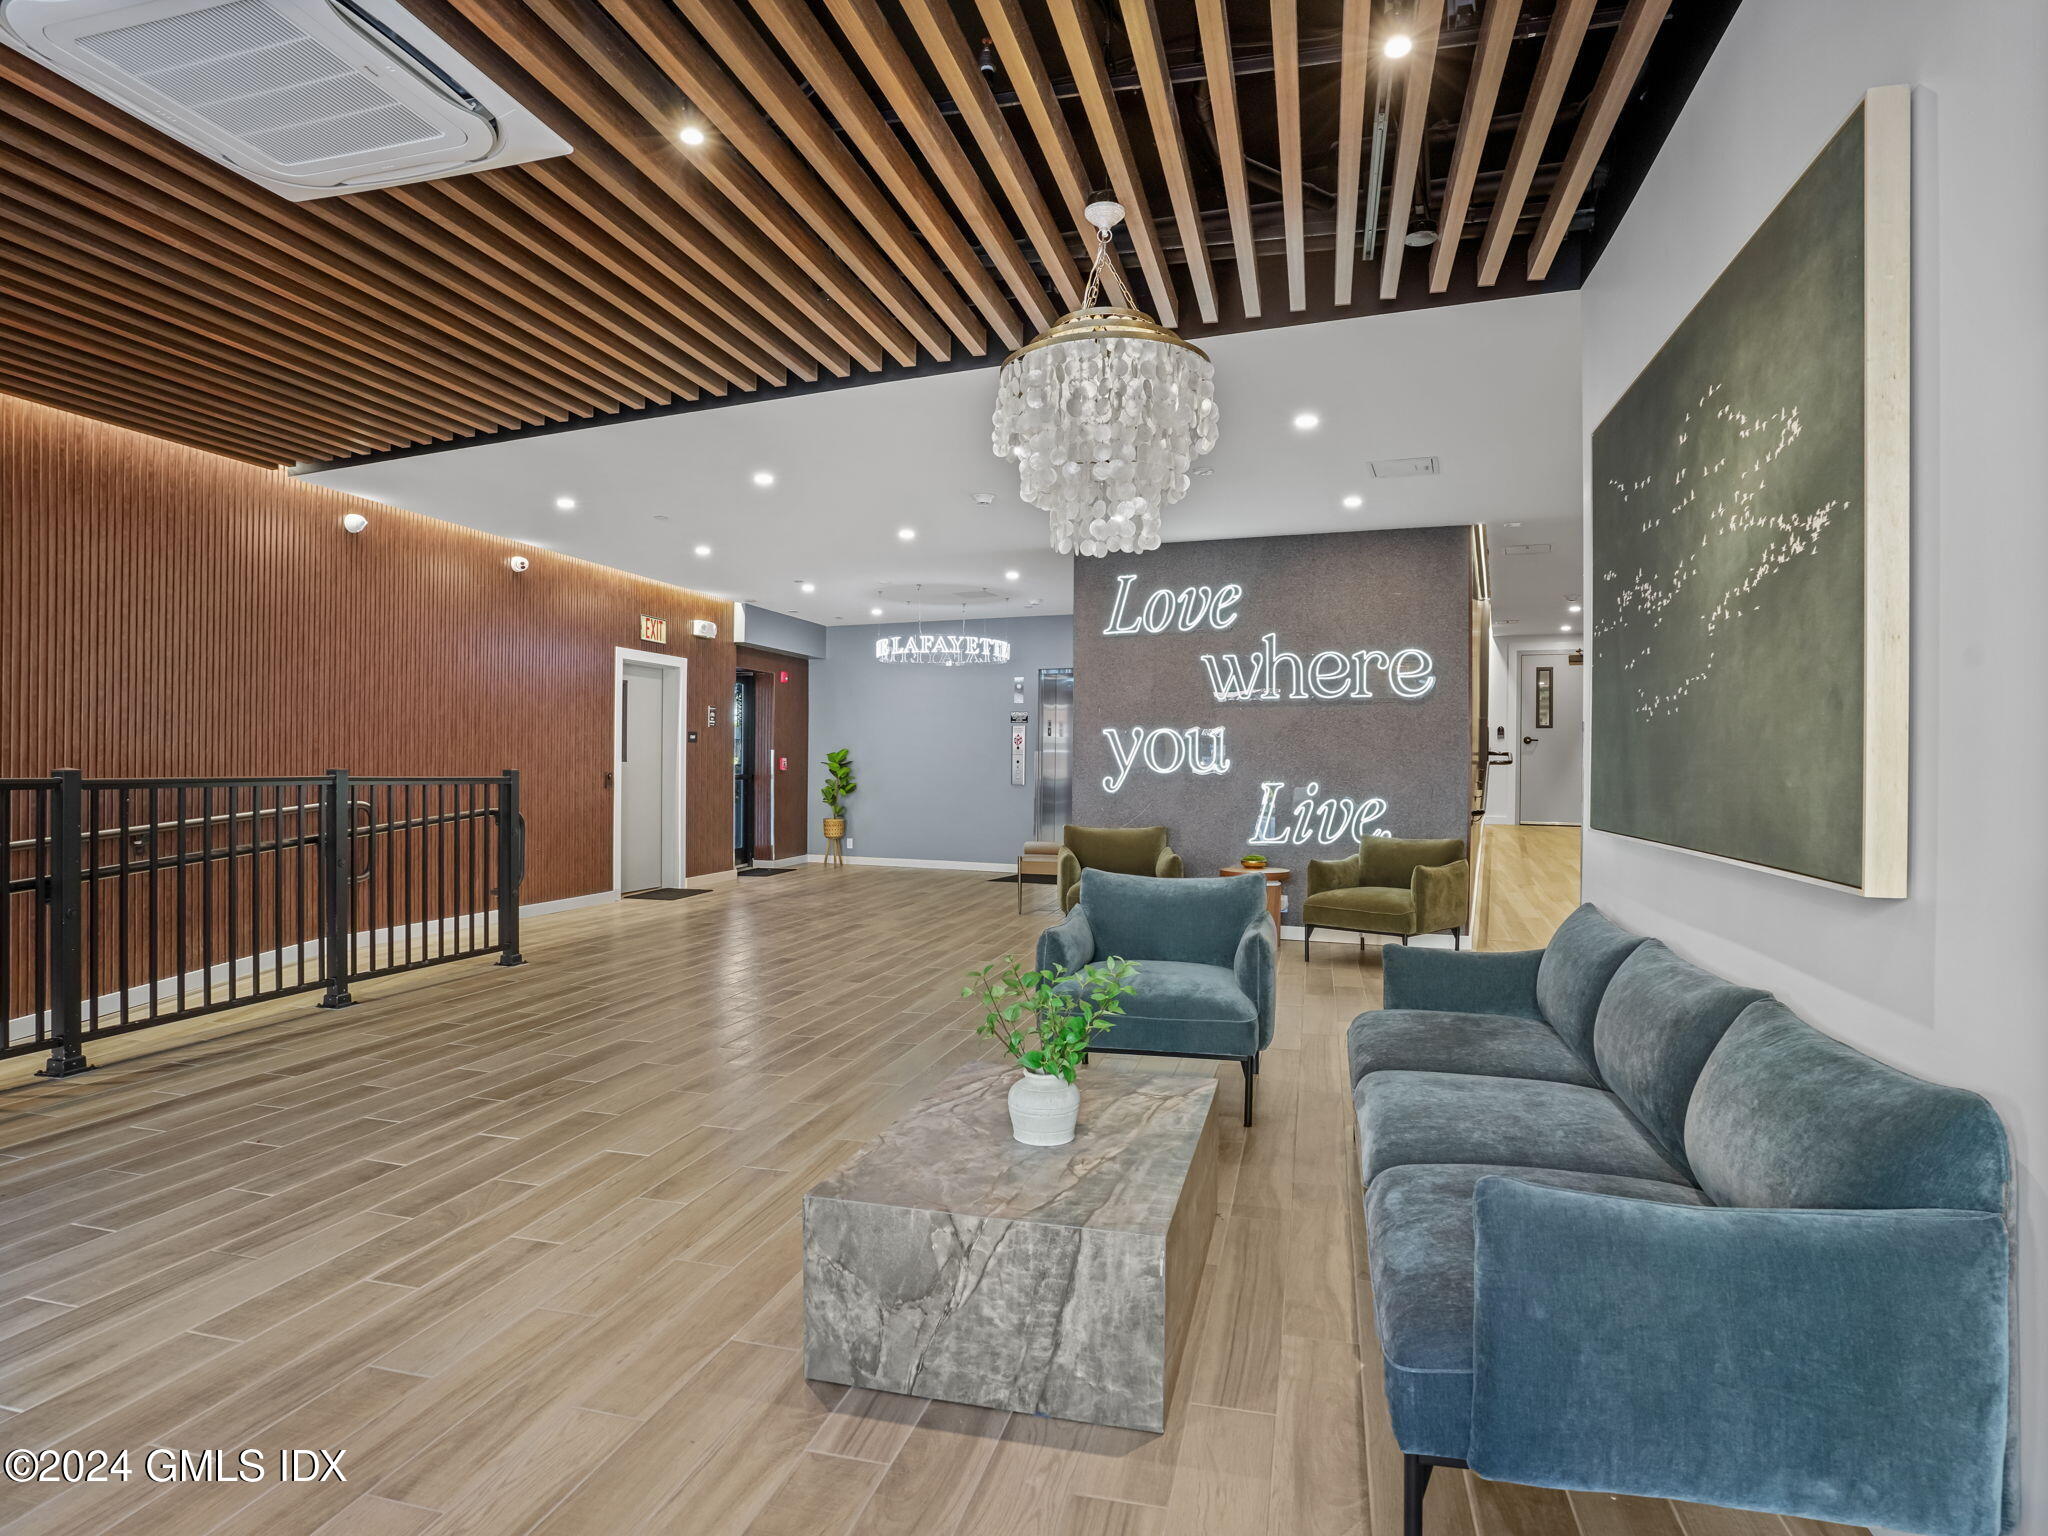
3,769,524,1080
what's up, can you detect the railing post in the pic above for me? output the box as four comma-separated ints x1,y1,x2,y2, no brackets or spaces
496,769,524,968
37,768,91,1078
318,767,354,1009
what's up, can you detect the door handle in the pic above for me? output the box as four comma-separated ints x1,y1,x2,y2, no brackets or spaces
1522,737,1537,745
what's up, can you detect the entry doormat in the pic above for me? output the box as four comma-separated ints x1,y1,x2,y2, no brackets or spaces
990,873,1057,885
737,867,795,877
623,888,713,901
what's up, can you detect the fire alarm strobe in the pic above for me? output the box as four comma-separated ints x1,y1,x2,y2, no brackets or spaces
690,619,718,639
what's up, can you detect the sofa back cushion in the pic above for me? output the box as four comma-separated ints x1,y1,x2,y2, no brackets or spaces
1592,941,1769,1170
1079,869,1263,968
1355,836,1467,888
1686,1000,2012,1214
1064,824,1168,876
1535,905,1646,1067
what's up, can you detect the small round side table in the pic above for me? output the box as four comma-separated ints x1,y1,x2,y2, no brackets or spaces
1218,865,1291,931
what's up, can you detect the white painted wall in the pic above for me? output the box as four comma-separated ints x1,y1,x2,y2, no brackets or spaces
1579,4,2048,1529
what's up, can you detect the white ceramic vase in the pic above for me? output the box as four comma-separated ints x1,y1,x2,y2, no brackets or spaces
1008,1069,1081,1147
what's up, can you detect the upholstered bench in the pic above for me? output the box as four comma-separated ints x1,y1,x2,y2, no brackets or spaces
1350,905,2014,1536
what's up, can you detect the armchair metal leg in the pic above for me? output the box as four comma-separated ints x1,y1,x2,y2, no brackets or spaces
1454,926,1463,950
1404,1456,1431,1536
1399,934,1409,945
1239,1056,1257,1126
1303,925,1314,962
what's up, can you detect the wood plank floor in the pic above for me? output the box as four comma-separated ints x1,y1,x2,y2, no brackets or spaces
1475,824,1582,952
0,859,1852,1536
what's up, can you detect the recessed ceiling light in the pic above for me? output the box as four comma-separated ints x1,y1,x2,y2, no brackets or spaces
870,606,883,617
553,495,576,511
693,544,711,557
1568,603,1583,614
677,123,707,146
898,527,916,541
1560,625,1573,632
751,470,775,487
1503,520,1523,528
1383,33,1414,58
971,491,997,505
1004,569,1020,581
799,580,816,594
1292,411,1321,432
1341,493,1363,510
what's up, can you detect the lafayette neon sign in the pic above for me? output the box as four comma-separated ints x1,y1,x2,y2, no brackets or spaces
874,632,1012,665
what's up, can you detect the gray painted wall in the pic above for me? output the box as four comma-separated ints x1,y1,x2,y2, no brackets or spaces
1071,528,1474,920
739,603,827,658
1581,6,2048,1529
807,614,1074,864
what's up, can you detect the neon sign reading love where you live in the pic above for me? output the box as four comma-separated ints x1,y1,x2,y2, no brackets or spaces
1094,572,1436,844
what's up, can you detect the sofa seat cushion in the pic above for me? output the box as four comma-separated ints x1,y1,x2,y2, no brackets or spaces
1355,1071,1693,1188
1365,1163,1709,1458
1347,1010,1600,1090
1303,886,1414,925
1056,959,1257,1059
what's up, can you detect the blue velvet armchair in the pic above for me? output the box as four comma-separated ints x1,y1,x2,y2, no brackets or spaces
1038,869,1275,1125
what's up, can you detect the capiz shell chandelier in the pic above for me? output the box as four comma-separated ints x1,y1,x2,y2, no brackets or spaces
991,201,1218,557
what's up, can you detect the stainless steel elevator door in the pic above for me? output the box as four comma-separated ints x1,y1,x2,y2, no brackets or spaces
1034,667,1073,842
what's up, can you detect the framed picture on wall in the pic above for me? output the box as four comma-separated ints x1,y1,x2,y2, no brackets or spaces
1589,86,1910,898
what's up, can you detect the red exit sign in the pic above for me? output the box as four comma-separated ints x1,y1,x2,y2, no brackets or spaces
639,615,668,644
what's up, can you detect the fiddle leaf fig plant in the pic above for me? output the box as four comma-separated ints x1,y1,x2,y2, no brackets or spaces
819,748,856,818
962,955,1138,1084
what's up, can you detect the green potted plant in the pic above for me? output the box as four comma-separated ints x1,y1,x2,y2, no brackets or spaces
962,955,1137,1145
819,748,855,846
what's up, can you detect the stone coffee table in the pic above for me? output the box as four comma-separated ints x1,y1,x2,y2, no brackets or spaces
802,1059,1218,1433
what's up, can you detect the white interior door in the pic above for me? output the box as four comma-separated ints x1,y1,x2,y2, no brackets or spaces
1517,651,1584,826
619,663,668,892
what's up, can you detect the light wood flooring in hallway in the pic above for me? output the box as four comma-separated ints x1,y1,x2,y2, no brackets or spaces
0,857,1855,1536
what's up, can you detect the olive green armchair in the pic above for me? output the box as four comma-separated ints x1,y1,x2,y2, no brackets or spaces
1302,836,1469,960
1057,824,1184,912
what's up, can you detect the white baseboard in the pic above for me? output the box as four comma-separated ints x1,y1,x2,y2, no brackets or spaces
528,890,616,917
804,853,1015,874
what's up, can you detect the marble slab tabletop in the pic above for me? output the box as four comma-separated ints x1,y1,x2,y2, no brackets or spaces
808,1060,1218,1234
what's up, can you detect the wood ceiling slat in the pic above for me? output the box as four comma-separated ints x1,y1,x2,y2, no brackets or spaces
1194,0,1261,318
1430,0,1522,293
1,358,293,467
1475,0,1597,285
0,181,494,439
524,161,795,384
1045,0,1180,327
596,0,982,359
1525,0,1673,280
804,0,1058,335
0,307,383,461
0,57,597,426
894,0,1087,312
1269,0,1307,311
1120,0,1220,324
0,118,560,431
1332,0,1372,306
672,0,1021,351
411,178,730,398
409,0,847,382
512,0,912,372
1377,0,1447,299
974,0,1138,310
374,182,705,403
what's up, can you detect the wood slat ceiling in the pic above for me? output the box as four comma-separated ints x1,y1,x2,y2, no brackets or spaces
0,0,1734,469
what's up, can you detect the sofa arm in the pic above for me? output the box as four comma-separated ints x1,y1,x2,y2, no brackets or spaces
1381,944,1542,1016
1156,845,1184,880
1057,848,1083,911
1469,1178,2011,1536
1410,858,1469,935
1036,907,1095,976
1307,852,1362,898
1233,918,1276,1051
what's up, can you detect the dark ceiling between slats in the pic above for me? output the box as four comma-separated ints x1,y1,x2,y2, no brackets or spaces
0,0,1736,469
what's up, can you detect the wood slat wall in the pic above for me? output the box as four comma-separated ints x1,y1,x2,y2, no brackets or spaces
0,393,741,900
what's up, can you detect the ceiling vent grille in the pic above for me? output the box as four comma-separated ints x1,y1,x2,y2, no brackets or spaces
1369,455,1442,479
0,0,568,199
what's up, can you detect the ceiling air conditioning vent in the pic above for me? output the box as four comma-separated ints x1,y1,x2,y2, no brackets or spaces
0,0,568,200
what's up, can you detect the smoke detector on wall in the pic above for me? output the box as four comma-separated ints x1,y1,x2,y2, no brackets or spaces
0,0,569,200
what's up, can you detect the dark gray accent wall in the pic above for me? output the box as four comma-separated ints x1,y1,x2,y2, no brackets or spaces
739,604,828,659
807,615,1074,864
1071,528,1473,921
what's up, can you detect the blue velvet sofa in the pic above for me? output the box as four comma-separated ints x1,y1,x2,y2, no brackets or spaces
1039,869,1275,1125
1351,904,2013,1536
